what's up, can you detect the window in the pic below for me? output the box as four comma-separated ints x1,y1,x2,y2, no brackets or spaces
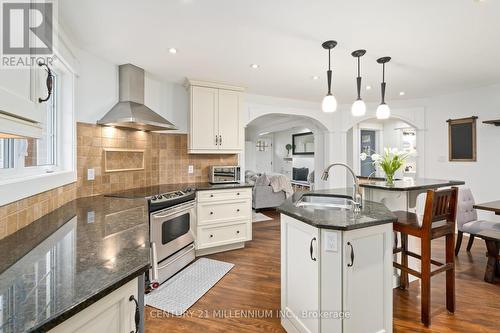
0,74,57,172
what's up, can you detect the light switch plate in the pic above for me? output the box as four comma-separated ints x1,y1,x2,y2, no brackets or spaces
87,210,95,224
188,165,194,174
325,231,338,252
87,168,95,180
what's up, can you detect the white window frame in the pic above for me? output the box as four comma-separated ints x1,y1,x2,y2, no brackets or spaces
0,55,76,206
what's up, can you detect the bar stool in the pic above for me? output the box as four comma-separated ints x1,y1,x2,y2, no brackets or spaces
393,187,458,326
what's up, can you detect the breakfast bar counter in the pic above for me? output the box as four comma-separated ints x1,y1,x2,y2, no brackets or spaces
360,178,465,212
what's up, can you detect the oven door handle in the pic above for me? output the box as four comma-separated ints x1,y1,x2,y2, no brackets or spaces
151,202,195,219
156,243,196,270
151,242,158,282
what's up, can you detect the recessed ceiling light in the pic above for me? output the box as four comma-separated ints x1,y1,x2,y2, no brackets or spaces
399,91,406,96
168,48,177,54
366,85,372,90
250,64,259,69
311,75,320,80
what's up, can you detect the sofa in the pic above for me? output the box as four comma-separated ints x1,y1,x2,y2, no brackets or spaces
246,171,289,210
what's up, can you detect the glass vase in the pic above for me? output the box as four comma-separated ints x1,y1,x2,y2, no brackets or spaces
385,172,395,186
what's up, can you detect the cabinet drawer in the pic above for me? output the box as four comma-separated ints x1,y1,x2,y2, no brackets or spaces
197,222,248,249
197,188,251,202
198,200,250,225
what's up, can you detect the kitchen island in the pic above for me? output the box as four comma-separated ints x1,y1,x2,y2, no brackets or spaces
278,190,397,333
0,196,150,333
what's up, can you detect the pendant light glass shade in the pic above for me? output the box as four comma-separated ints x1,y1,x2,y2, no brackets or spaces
351,50,367,117
351,99,366,117
322,94,337,113
376,56,391,120
376,103,391,119
321,40,338,113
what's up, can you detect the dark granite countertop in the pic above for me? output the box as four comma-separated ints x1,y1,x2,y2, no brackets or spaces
359,178,464,191
105,182,253,198
277,189,397,230
0,196,150,333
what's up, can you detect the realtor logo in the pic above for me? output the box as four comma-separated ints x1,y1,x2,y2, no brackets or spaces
1,0,54,67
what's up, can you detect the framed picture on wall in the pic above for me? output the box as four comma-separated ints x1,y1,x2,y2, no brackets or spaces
292,132,314,155
447,116,477,162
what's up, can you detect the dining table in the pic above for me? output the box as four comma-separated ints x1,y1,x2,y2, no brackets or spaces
472,200,500,283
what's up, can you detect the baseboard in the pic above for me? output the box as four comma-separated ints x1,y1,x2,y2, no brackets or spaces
196,242,245,256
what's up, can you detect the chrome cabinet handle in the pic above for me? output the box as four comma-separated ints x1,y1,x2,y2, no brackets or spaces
215,135,219,146
210,211,214,215
219,135,222,145
347,242,355,267
236,209,240,212
129,295,140,333
310,237,317,261
210,234,214,238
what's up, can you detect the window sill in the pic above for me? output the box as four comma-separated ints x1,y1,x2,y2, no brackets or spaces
0,170,76,206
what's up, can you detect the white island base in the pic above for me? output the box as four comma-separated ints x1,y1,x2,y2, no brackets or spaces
281,214,393,333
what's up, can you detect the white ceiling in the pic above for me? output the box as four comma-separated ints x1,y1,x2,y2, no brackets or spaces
60,0,500,103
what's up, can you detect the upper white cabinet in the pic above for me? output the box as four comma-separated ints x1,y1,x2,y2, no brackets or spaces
0,64,46,137
187,79,244,154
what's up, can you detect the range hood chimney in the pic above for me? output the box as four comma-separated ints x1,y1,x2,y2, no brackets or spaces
97,64,177,131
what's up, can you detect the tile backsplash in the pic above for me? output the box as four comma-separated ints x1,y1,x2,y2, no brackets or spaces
0,122,238,240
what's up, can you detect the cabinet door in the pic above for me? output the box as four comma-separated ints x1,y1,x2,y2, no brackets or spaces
49,278,138,333
217,89,241,150
190,86,218,150
281,214,320,333
0,66,43,123
342,224,393,333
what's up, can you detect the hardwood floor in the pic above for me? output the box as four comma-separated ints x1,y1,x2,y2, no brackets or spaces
145,211,500,333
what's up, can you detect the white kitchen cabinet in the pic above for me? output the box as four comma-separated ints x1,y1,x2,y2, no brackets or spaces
281,214,320,333
342,226,393,333
187,80,244,154
281,214,393,333
48,278,139,333
195,188,252,255
0,63,46,122
217,89,241,150
189,86,218,150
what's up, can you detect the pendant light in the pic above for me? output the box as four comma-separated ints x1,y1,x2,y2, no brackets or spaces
321,40,338,113
351,49,367,117
376,56,391,119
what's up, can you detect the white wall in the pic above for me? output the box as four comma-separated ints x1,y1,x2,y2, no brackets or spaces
422,84,500,221
74,49,189,132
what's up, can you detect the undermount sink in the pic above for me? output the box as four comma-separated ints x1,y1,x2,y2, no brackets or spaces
294,194,355,210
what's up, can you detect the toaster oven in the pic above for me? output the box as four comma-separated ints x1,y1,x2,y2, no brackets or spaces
209,166,241,184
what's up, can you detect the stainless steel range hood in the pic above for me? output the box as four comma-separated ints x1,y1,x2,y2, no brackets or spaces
97,64,177,131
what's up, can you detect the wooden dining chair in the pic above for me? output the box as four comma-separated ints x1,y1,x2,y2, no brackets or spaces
393,187,458,327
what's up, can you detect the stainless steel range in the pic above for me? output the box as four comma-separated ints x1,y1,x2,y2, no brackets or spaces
147,189,196,289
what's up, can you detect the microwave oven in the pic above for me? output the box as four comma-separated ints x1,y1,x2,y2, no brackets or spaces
209,166,241,184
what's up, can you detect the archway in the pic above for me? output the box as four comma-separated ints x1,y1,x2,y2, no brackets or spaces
346,116,424,180
243,113,329,189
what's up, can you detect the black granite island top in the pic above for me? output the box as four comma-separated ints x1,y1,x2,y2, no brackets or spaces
359,178,464,191
277,189,397,231
0,195,150,333
106,182,253,198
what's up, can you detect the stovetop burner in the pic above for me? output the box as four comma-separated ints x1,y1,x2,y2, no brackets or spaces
148,188,196,212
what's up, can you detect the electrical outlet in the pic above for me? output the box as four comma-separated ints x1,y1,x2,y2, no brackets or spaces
87,168,95,181
87,210,95,224
325,231,338,252
188,165,194,174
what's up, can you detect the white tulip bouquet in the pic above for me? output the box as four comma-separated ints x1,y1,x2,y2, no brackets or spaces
360,148,414,185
